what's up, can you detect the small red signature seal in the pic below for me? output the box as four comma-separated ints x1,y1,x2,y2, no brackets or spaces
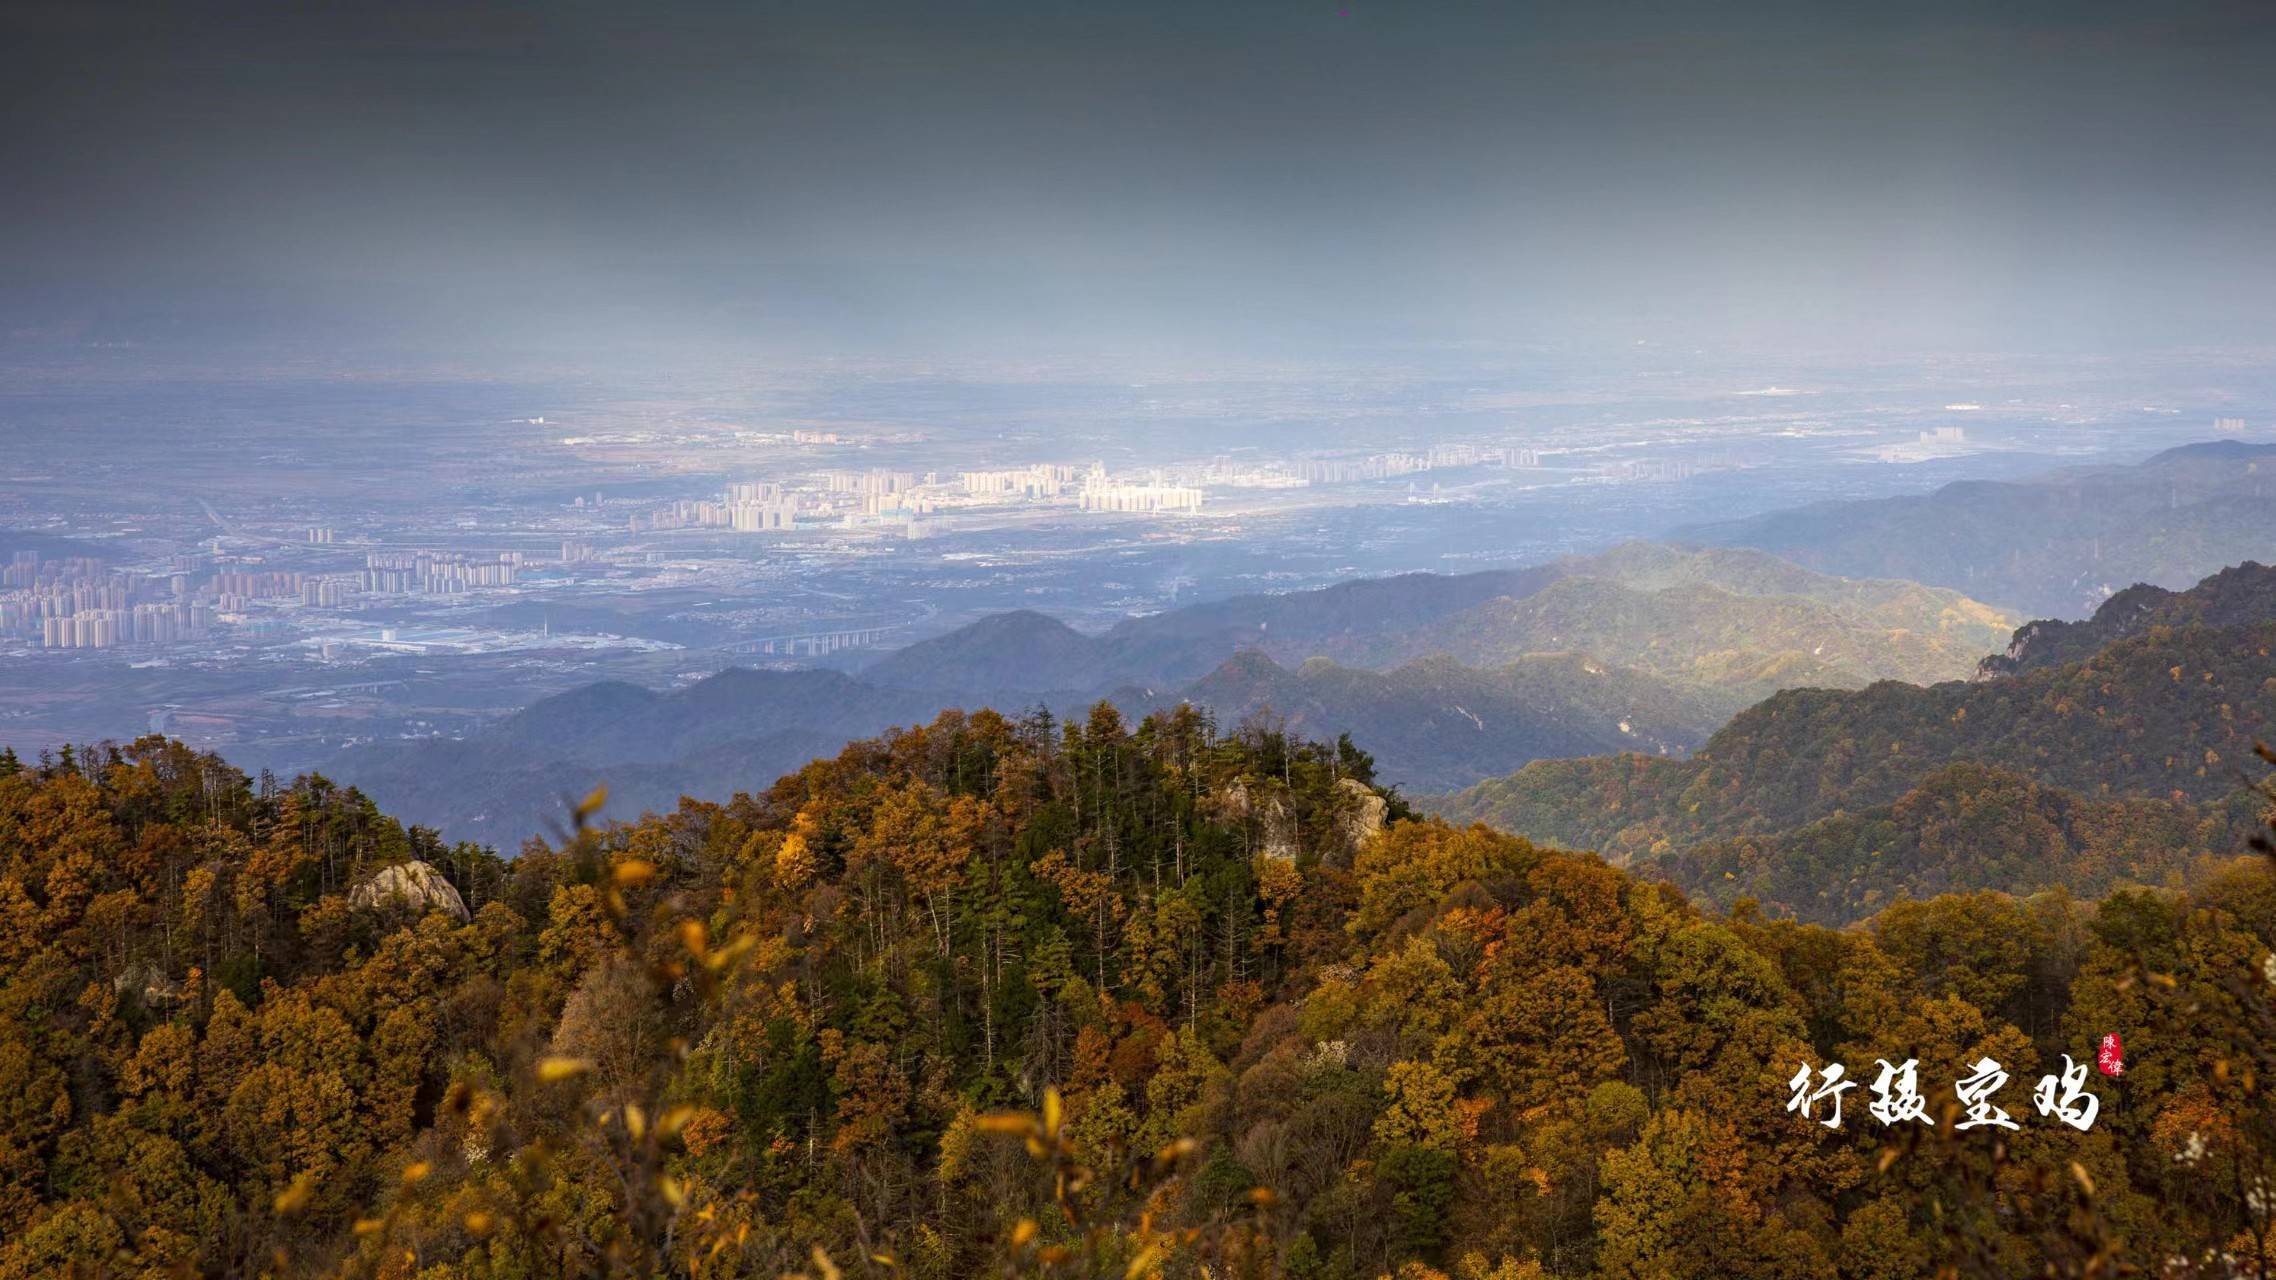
2096,1032,2124,1078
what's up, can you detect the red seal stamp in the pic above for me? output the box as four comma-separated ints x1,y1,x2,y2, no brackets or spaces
2096,1032,2124,1078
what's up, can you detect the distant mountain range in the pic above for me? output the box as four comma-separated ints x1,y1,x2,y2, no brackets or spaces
870,542,2009,704
1677,440,2276,617
329,541,2011,843
325,671,939,848
1437,558,2276,923
858,564,1565,695
318,442,2276,923
1384,542,2013,716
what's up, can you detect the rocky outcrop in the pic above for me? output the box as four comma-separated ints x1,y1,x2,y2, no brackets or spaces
1215,776,1386,865
110,964,182,1005
1975,587,2166,680
1336,777,1388,851
349,861,471,921
1974,617,2063,680
1218,779,1302,861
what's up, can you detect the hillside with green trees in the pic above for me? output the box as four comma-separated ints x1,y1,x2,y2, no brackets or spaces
1397,548,2013,716
1439,562,2276,922
1148,649,1721,791
3,722,2273,1278
1978,561,2276,679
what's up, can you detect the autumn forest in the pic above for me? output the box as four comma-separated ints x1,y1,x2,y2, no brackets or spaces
1,704,2272,1279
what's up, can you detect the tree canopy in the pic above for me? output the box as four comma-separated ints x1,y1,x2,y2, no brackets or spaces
1,722,2271,1278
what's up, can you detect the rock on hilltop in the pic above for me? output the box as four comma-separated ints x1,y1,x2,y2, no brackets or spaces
349,861,470,921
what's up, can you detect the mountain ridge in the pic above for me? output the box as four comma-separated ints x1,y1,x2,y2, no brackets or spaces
328,540,2019,842
1977,560,2276,679
1437,560,2276,921
1675,443,2276,616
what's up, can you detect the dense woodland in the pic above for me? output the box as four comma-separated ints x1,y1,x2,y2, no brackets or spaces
1443,607,2276,921
2,716,2274,1278
1977,564,2276,680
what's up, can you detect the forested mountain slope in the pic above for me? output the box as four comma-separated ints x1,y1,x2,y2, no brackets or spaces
1152,649,1719,790
2,728,2272,1277
1406,571,2002,712
1979,560,2276,678
1442,604,2276,921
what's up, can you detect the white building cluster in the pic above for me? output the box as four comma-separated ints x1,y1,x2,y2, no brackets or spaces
40,601,216,649
1078,467,1204,514
730,481,800,530
360,551,522,594
960,464,1082,500
3,552,224,650
631,482,801,533
824,469,917,497
1293,444,1538,485
300,577,353,608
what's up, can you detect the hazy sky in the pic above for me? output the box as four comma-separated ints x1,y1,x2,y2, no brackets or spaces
4,0,2274,358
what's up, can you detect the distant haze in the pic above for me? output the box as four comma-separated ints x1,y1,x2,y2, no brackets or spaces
4,0,2274,359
